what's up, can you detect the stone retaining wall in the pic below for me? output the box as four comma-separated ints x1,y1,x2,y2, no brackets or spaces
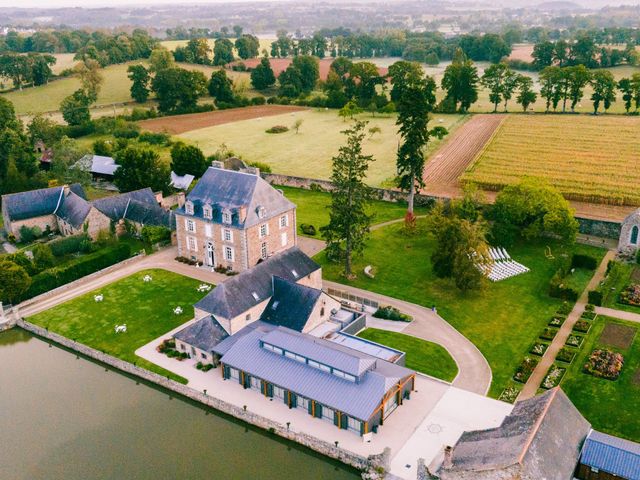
16,319,386,476
577,217,621,240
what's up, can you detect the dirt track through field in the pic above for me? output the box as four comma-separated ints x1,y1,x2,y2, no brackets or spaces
423,114,506,187
138,105,309,134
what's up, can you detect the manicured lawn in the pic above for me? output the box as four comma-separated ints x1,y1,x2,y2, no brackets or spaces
315,219,606,397
278,186,429,237
27,269,211,383
357,328,458,382
562,316,640,442
179,109,468,187
600,262,640,314
562,267,595,292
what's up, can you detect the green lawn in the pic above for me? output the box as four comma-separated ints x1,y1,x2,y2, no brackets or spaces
315,219,606,397
562,316,640,442
357,328,458,382
600,261,640,314
179,109,468,187
278,186,429,237
27,269,211,383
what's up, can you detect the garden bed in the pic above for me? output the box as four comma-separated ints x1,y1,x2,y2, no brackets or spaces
542,364,566,389
499,384,522,403
556,347,577,364
573,320,592,334
530,342,548,356
513,356,538,383
540,327,559,341
548,316,565,327
599,323,637,350
619,284,640,307
584,348,624,380
557,302,573,315
372,305,412,322
566,334,585,348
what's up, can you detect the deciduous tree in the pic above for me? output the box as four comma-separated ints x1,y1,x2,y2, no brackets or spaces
213,38,234,66
127,64,150,103
170,142,208,177
114,146,169,194
0,260,31,303
590,70,616,114
250,56,276,90
440,49,479,113
208,69,235,104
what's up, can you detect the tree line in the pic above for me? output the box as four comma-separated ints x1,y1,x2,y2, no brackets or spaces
0,53,56,90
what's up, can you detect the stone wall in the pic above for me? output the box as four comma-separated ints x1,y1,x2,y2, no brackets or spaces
263,173,442,207
16,319,385,475
577,217,621,240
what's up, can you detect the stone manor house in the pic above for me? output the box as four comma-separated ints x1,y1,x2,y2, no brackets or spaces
175,164,297,272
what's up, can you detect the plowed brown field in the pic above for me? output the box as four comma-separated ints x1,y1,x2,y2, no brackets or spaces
138,105,308,134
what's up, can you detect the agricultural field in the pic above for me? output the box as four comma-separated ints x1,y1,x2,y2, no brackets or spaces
177,109,468,187
1,61,250,116
462,115,640,206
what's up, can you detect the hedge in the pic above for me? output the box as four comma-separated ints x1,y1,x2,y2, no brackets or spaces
49,234,90,257
571,254,598,270
588,290,603,306
23,243,132,300
549,269,580,301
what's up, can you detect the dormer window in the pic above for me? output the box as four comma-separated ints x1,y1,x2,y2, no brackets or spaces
203,204,212,220
222,209,232,224
185,201,194,215
257,206,266,219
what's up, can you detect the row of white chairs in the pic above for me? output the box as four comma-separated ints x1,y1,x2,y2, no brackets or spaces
488,247,511,262
485,261,530,282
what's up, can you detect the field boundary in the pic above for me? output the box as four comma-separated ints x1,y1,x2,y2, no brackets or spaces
461,114,507,177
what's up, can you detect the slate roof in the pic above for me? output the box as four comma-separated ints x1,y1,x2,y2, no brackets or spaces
177,167,295,228
581,430,640,480
124,199,174,229
170,171,195,191
75,154,120,176
55,191,91,228
174,316,229,352
92,188,157,221
2,184,85,222
214,322,414,421
440,387,590,479
259,276,322,332
194,247,320,320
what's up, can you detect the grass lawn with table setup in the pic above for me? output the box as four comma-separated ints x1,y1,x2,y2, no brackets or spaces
27,269,210,383
316,219,606,397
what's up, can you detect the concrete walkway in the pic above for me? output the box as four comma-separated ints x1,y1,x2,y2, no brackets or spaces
518,250,617,399
323,280,492,395
595,306,640,323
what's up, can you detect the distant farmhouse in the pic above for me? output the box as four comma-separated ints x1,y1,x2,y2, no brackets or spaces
2,185,174,241
73,154,120,181
175,163,296,271
172,245,415,437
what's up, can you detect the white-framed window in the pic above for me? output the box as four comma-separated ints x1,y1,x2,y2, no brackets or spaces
298,396,310,411
224,246,234,262
205,224,212,238
281,232,287,247
257,206,266,219
222,210,232,224
187,236,197,251
186,219,196,233
228,367,239,380
259,223,269,238
273,385,285,399
261,242,268,259
347,416,361,433
321,405,334,422
185,201,194,215
203,204,212,220
223,228,233,242
279,214,288,228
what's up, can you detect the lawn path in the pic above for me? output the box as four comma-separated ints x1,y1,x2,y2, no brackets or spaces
594,306,640,323
323,280,492,395
518,249,617,399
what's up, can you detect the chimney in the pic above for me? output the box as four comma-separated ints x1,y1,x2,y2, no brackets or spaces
443,446,453,469
241,166,260,177
237,205,247,223
63,184,70,196
177,191,186,208
211,160,224,169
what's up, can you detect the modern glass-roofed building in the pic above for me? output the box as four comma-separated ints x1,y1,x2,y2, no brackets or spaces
213,322,416,436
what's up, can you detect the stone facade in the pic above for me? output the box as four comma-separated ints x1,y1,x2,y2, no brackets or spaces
301,292,341,333
578,217,621,240
5,214,58,240
58,206,111,239
618,209,640,252
174,339,215,365
177,207,296,272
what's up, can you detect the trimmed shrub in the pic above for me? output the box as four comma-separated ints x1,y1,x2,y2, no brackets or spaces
300,224,317,236
513,356,538,383
548,316,565,327
549,269,579,301
566,334,584,348
250,96,266,105
540,327,558,341
588,289,603,306
530,342,548,356
113,123,140,139
138,131,171,145
49,234,91,257
557,347,576,364
141,226,172,245
24,243,131,300
571,254,598,270
265,125,289,134
373,305,412,322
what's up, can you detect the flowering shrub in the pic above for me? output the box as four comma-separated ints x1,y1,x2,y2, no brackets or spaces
620,284,640,306
499,386,521,403
542,365,565,389
573,320,591,333
566,335,584,348
548,317,564,327
530,342,548,356
584,349,624,380
514,356,538,383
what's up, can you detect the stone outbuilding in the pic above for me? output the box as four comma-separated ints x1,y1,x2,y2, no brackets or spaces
618,209,640,253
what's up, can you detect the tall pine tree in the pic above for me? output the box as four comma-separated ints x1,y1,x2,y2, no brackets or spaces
321,120,374,278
